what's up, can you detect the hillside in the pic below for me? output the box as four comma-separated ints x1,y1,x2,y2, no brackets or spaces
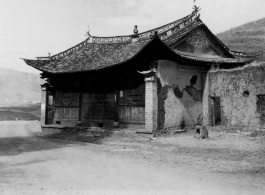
0,68,43,107
217,17,265,61
0,103,41,121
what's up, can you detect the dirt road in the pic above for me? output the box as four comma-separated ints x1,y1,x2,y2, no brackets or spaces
0,121,264,195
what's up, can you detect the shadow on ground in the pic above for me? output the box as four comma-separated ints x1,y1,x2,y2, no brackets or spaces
39,129,113,145
0,136,75,156
0,122,117,157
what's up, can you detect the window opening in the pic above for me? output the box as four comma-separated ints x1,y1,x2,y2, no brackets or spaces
243,91,249,97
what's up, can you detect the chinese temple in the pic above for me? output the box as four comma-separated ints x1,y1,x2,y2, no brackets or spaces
22,8,261,133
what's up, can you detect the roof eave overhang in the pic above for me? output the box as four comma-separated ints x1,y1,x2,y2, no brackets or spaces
22,36,182,74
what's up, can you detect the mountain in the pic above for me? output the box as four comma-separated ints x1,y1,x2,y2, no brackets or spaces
0,68,43,107
217,18,265,61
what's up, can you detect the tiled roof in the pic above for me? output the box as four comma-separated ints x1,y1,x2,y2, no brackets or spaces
23,38,153,73
22,10,261,74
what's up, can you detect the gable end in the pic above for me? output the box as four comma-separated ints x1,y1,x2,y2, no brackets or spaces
172,27,234,58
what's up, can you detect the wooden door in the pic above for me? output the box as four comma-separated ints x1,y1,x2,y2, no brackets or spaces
83,93,115,121
212,97,221,125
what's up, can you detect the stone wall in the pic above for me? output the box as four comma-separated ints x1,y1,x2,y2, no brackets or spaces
157,60,203,131
208,65,265,127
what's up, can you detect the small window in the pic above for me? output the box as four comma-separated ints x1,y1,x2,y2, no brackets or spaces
118,85,145,106
257,95,265,112
48,95,54,106
243,91,249,97
129,85,144,105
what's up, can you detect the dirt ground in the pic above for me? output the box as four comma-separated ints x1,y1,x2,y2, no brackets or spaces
0,121,264,195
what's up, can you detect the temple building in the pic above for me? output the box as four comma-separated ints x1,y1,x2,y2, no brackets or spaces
23,9,261,133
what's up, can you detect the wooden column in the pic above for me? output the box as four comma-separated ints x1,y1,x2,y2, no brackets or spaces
78,91,83,121
40,84,47,125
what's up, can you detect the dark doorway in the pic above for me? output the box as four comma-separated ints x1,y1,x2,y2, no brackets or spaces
212,97,221,125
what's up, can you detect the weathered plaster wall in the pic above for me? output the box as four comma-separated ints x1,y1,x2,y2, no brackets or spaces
202,73,211,126
157,60,203,130
209,66,265,127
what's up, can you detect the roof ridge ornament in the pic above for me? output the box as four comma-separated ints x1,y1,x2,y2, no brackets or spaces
85,25,94,43
132,25,139,42
85,25,91,37
192,5,201,18
193,5,201,12
192,0,201,17
48,52,51,60
133,25,138,34
153,31,159,38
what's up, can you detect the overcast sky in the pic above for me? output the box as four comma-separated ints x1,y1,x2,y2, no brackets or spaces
0,0,264,74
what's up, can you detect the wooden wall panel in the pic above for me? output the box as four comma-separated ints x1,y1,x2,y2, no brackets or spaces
82,106,88,119
54,107,78,120
70,108,78,119
118,106,145,122
54,91,79,106
55,107,63,119
63,108,70,119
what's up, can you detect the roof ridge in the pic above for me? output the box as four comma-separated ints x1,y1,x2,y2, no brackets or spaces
90,10,200,44
36,10,201,61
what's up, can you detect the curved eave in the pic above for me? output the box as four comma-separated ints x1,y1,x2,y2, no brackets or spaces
22,58,51,73
22,37,159,74
229,50,263,59
177,52,254,65
22,35,255,74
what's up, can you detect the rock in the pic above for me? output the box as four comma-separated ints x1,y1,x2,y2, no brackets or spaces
93,134,101,138
150,137,158,140
173,129,186,134
113,122,119,128
250,131,258,137
194,126,209,139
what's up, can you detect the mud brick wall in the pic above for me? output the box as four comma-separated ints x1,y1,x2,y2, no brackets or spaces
157,60,203,131
209,65,265,127
157,78,169,133
202,72,211,126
